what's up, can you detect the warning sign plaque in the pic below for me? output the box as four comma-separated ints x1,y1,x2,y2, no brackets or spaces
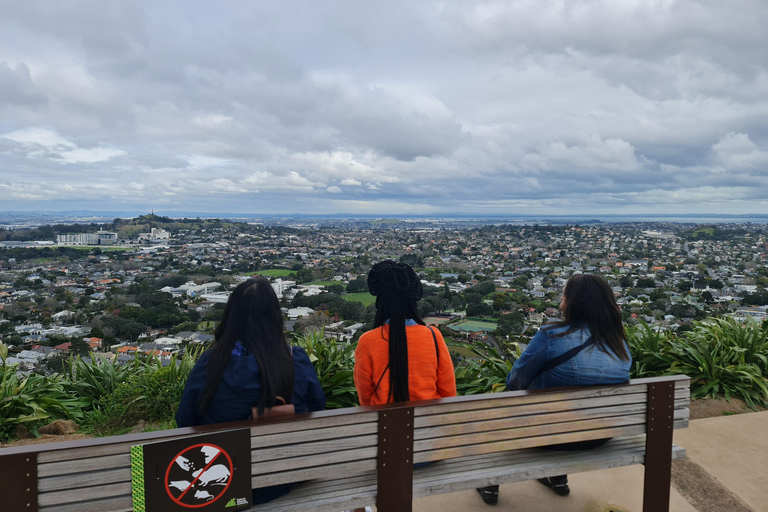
131,429,252,512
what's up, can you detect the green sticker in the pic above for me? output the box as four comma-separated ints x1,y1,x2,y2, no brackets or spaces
131,445,146,512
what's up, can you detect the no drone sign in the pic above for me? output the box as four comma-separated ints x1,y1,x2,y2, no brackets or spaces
131,429,252,511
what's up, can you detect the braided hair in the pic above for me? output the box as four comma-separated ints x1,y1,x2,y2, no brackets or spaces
367,260,425,402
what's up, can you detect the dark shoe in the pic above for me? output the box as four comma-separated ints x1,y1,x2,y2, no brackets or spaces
538,475,570,496
476,485,499,505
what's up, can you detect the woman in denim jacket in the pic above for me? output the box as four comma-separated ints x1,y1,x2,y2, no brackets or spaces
477,274,631,506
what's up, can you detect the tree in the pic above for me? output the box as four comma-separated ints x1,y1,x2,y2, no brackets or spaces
325,284,345,295
466,303,493,317
70,338,91,356
619,276,633,288
636,277,655,288
495,311,525,338
346,277,368,293
492,294,510,312
399,253,424,268
677,280,692,292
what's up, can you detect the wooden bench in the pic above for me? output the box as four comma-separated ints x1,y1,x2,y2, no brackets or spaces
0,375,690,512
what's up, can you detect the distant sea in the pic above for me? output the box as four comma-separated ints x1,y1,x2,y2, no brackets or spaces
1,211,767,226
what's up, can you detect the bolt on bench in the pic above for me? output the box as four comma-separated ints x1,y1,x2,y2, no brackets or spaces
0,375,689,512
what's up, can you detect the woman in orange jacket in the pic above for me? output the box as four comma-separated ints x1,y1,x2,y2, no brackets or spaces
354,260,456,406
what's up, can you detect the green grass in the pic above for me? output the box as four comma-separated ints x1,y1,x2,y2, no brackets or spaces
344,292,376,306
447,344,477,358
308,281,338,287
251,269,296,277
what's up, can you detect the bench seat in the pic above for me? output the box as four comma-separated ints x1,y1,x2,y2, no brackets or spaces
251,435,687,512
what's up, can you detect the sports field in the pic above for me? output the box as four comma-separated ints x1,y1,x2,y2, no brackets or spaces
307,281,338,287
449,319,497,332
423,316,452,325
344,292,376,306
251,269,295,277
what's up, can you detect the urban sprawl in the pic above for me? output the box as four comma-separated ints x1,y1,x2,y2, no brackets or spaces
1,215,767,374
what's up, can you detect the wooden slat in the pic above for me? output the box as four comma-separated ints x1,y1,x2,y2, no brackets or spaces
415,414,648,452
251,459,377,488
415,387,689,427
250,421,377,448
38,482,131,507
39,467,130,493
251,434,377,463
251,446,377,475
414,418,687,463
416,424,643,463
416,403,689,442
38,453,130,478
249,412,378,436
413,382,658,416
39,495,132,512
34,413,378,464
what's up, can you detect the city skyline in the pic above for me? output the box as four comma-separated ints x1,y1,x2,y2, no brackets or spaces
1,1,768,215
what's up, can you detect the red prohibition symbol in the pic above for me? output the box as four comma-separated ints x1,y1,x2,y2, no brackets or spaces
164,443,234,508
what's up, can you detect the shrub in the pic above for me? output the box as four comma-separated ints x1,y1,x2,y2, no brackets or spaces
82,353,195,436
293,330,359,408
454,343,515,395
1,364,90,439
668,318,768,409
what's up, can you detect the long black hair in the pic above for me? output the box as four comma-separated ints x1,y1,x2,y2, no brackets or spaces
367,260,425,402
198,278,294,417
548,274,630,360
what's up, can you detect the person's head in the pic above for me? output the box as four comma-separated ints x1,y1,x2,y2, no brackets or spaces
198,278,293,416
367,260,425,402
556,274,629,360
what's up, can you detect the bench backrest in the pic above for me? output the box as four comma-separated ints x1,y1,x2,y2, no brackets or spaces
0,375,690,512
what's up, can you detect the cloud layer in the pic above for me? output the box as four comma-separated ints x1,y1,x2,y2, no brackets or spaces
1,0,767,215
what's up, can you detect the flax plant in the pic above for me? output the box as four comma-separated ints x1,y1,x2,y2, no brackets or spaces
453,343,514,395
668,317,768,409
292,329,359,408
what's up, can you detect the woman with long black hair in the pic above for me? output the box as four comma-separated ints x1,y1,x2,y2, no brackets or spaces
354,260,455,406
477,273,632,505
176,278,325,504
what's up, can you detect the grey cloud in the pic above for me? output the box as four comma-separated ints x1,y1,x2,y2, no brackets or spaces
0,1,767,214
0,62,47,107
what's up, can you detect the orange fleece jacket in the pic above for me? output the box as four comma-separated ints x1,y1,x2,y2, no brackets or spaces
354,324,456,406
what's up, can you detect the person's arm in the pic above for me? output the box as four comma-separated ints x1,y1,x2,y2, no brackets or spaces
175,358,207,427
506,329,550,391
434,330,457,398
353,336,374,406
293,346,326,412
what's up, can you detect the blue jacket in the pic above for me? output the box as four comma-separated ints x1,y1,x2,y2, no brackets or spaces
506,325,631,391
176,343,326,427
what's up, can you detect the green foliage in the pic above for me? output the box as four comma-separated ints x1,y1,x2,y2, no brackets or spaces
627,318,768,409
1,346,90,439
82,357,191,436
669,318,768,409
453,343,515,395
293,330,359,409
626,322,676,379
64,354,144,405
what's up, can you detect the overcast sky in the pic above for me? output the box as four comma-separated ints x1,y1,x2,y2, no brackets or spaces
1,0,767,216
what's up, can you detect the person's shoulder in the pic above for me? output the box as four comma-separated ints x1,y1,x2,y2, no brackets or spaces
291,345,310,361
358,327,382,344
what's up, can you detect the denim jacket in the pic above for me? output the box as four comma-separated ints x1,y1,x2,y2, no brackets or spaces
506,324,631,391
